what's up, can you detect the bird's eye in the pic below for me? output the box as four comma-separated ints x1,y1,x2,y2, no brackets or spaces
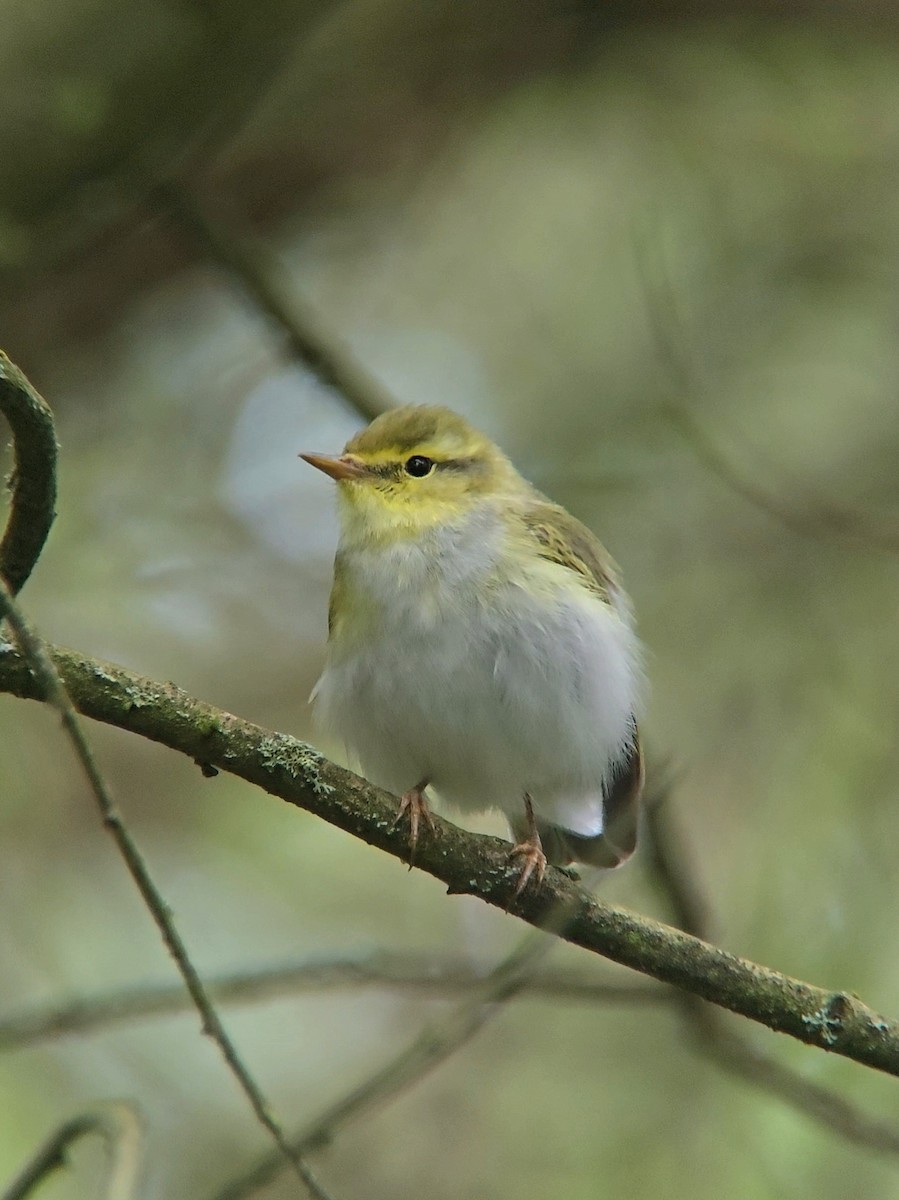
404,455,434,478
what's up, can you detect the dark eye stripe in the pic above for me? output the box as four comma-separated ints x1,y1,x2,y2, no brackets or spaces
367,456,483,478
435,456,482,474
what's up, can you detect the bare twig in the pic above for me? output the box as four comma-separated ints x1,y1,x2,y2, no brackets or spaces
212,875,604,1200
154,183,391,422
704,1024,899,1157
0,352,57,596
11,951,899,1171
1,1101,142,1200
2,349,898,1164
644,800,899,1158
661,397,899,554
643,799,712,943
635,242,899,555
212,950,539,1198
0,581,335,1200
0,952,665,1052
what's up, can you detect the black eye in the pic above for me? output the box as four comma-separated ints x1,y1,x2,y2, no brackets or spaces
404,455,434,477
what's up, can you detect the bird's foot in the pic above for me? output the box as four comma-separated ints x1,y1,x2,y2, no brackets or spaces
508,834,547,897
392,780,434,865
508,792,548,898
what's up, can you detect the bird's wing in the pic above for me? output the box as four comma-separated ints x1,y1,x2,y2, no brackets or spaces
518,500,643,869
519,500,620,605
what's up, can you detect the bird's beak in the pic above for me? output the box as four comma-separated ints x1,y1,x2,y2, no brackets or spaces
299,452,369,481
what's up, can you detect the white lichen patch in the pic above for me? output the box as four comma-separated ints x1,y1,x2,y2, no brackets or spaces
256,734,337,796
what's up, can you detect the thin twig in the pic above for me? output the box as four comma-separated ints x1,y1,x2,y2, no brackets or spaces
12,948,899,1168
644,800,899,1158
706,1025,899,1157
154,183,391,422
635,239,899,555
643,799,713,943
2,638,899,1077
0,952,666,1052
1,1101,142,1200
662,398,899,554
212,876,600,1200
4,353,899,1181
0,581,335,1200
0,351,58,596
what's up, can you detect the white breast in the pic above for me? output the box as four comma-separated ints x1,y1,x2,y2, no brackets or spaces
313,506,642,838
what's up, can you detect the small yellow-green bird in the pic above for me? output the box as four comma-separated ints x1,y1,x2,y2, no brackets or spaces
302,406,644,892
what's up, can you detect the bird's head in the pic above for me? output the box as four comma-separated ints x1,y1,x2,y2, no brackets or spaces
301,406,522,543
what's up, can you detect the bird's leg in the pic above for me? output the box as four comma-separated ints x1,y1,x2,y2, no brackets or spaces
393,779,434,861
509,793,547,896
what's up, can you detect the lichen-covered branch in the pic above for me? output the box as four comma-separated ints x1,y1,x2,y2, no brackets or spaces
0,353,57,596
1,641,897,1077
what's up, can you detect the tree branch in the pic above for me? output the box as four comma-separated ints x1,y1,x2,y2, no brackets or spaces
0,352,57,596
643,800,899,1157
0,581,336,1200
0,953,665,1052
1,641,897,1078
213,912,600,1200
633,235,899,556
154,183,391,421
0,1102,142,1200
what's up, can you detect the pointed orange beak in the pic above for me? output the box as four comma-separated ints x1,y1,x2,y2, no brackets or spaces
299,452,369,481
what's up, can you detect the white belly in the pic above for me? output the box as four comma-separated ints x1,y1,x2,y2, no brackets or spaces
313,518,642,838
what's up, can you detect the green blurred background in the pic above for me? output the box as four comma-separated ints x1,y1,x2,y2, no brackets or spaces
2,2,899,1197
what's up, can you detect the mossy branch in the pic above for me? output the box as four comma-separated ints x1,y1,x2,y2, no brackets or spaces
1,640,898,1078
3,353,899,1197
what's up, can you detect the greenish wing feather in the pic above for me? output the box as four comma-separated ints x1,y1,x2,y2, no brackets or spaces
520,502,619,604
516,502,643,870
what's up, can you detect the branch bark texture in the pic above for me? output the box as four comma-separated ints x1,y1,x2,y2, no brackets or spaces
1,641,897,1077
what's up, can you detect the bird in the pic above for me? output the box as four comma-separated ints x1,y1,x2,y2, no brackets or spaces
301,405,644,893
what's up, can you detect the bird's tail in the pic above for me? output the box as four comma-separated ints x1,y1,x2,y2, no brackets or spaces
533,729,645,869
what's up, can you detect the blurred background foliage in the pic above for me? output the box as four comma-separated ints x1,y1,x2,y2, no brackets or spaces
2,1,899,1197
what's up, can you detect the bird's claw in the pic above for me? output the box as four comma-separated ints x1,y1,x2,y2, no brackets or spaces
393,783,434,866
508,837,548,897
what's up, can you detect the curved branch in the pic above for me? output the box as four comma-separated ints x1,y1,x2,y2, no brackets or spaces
0,1102,142,1200
1,642,898,1077
0,352,58,595
8,951,899,1170
0,581,335,1200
